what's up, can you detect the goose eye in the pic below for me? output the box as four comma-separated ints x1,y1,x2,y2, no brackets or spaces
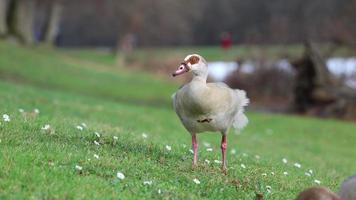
179,66,183,70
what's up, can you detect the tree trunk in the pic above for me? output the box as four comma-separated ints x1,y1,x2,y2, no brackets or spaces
41,1,62,45
7,0,35,45
0,0,8,36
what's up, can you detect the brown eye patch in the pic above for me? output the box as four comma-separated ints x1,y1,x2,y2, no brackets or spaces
188,55,200,65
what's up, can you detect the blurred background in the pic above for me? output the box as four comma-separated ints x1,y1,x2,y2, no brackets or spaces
1,0,356,120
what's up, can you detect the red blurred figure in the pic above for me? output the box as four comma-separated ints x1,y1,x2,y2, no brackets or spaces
220,32,232,50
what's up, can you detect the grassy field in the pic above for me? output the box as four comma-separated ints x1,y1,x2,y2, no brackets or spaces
0,42,355,199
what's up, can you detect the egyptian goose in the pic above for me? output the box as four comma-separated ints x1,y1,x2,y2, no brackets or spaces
171,54,249,170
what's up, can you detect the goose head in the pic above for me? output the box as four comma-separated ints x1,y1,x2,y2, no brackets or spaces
172,54,208,78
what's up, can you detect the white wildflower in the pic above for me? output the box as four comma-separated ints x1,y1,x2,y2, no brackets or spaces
2,114,10,122
41,124,51,130
117,172,125,180
240,164,246,169
76,125,83,131
113,136,118,140
18,108,24,113
262,173,267,176
271,172,275,175
142,133,148,138
230,149,236,154
214,160,222,164
94,132,100,138
203,141,211,147
189,149,194,154
193,178,200,184
305,172,311,177
294,163,301,168
75,165,82,170
81,123,87,128
143,180,153,185
94,140,100,145
314,179,321,184
158,189,161,194
308,169,313,174
282,158,288,164
266,129,273,135
255,155,260,159
283,171,288,176
266,185,272,193
94,154,99,159
34,108,40,114
206,148,213,152
204,159,210,164
242,153,248,157
165,145,171,151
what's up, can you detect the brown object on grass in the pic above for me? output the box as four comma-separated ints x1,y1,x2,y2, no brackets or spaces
296,187,340,200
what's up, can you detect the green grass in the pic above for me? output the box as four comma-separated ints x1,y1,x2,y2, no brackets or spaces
0,42,356,199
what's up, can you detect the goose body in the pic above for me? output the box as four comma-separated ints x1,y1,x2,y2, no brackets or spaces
173,80,248,133
171,54,249,170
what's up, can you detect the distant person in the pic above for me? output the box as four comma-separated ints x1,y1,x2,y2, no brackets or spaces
220,32,232,50
296,187,340,200
339,175,356,200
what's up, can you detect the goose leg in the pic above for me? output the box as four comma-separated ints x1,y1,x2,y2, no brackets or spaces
192,134,198,167
221,134,227,170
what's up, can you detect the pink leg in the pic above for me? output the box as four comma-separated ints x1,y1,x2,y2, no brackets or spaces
221,135,227,170
192,134,198,166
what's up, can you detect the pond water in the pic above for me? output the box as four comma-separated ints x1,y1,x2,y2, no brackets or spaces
208,57,356,88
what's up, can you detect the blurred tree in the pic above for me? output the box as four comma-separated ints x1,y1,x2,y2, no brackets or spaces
0,0,8,37
39,0,63,45
7,0,36,45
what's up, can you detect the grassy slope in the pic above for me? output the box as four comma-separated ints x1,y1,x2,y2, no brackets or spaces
0,42,356,199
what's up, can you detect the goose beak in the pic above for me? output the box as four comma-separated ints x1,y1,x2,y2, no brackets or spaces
172,64,189,77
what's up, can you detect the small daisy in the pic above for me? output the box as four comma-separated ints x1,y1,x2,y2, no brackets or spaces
262,173,267,176
266,185,272,193
142,133,148,138
94,154,99,159
117,172,125,180
75,165,82,170
283,171,288,176
214,160,222,164
314,179,321,185
240,164,246,169
94,132,100,138
206,148,213,152
294,163,301,168
204,159,210,164
165,145,172,151
76,125,83,131
230,149,236,154
255,155,260,159
193,178,200,184
189,149,194,154
143,180,153,185
81,123,87,128
282,158,288,164
203,141,211,147
158,189,162,194
41,124,51,130
305,172,311,177
94,140,100,145
308,169,313,174
2,114,10,122
18,108,24,113
113,136,118,140
34,108,40,114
